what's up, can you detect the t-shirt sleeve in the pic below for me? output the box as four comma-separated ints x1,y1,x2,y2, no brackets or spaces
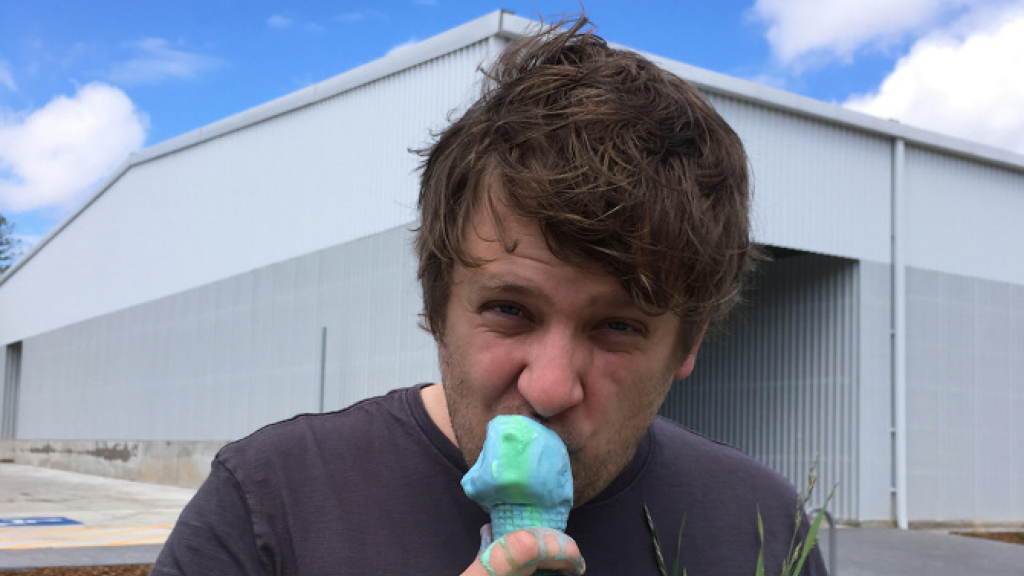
150,458,267,576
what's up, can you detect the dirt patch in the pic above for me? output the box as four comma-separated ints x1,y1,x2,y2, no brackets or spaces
952,531,1024,546
0,566,151,575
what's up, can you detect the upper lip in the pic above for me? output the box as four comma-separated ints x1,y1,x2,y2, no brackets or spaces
497,410,577,450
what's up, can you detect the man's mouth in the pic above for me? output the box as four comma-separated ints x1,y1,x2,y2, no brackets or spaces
498,410,582,454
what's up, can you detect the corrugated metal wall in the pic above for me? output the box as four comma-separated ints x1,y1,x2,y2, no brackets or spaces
2,343,21,439
905,267,1024,522
706,94,893,263
15,224,440,440
3,18,1022,526
0,352,6,437
904,146,1024,286
0,40,491,349
856,260,894,523
661,253,860,521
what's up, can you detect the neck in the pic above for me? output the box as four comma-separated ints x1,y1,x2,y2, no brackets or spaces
420,383,457,446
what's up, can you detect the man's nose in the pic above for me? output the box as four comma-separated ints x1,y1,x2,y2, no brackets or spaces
517,328,586,418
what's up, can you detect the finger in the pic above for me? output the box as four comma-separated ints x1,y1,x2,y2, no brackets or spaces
478,527,585,576
533,528,585,575
478,523,494,556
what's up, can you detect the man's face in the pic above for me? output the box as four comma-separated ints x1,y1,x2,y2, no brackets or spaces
438,199,702,506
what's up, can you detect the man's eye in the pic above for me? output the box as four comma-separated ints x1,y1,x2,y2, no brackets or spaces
606,320,633,332
495,304,524,317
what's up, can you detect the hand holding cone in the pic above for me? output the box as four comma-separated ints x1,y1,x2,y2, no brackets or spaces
463,415,578,575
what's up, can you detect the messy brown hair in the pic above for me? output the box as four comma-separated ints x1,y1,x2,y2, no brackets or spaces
416,16,758,353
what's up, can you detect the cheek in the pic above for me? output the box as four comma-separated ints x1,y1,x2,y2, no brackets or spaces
588,353,649,393
450,335,523,396
588,354,673,412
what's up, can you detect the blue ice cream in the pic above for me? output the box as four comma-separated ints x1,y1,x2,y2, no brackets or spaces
461,415,574,539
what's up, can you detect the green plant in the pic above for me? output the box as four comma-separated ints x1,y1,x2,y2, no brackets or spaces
647,458,835,576
774,459,836,576
645,505,686,576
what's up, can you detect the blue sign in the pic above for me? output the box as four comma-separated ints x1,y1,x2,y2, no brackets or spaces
0,516,82,528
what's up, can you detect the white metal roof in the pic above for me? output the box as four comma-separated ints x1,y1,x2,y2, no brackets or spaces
3,10,1022,287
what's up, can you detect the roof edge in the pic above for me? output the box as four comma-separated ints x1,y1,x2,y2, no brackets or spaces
0,10,514,288
5,13,1022,288
142,10,513,165
0,157,135,287
638,48,1024,172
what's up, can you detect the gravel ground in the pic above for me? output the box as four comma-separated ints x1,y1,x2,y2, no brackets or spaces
952,531,1024,545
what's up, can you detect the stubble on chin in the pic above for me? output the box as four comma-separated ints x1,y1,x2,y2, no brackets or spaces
568,422,646,505
444,393,484,467
438,340,675,507
437,345,485,468
443,377,642,507
569,373,674,505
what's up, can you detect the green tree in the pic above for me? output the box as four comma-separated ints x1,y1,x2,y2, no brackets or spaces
0,213,22,275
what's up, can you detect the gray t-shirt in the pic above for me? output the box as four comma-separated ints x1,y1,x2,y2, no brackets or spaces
152,385,827,575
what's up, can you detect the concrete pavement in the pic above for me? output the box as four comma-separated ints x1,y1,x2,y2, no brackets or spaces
817,525,1024,576
0,463,194,570
1,462,1022,574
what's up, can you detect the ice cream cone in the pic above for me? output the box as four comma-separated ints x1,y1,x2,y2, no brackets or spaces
488,501,571,540
462,415,573,539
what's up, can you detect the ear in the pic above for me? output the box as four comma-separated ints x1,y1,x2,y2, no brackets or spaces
672,321,708,381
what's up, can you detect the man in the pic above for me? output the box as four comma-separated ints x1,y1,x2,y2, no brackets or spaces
153,17,827,576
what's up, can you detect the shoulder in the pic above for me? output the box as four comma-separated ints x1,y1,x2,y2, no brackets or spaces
650,416,782,476
627,419,830,575
647,416,799,505
214,386,423,479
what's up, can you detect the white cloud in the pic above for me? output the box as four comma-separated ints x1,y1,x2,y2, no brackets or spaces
0,60,15,91
844,11,1024,154
0,83,147,213
268,14,294,29
269,15,324,32
105,38,223,86
751,0,984,66
745,72,790,90
336,10,386,23
337,11,365,23
386,38,421,57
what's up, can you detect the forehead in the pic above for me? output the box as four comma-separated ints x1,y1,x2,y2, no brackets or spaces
458,198,639,309
465,177,592,270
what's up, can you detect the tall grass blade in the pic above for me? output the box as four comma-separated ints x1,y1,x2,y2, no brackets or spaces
645,504,668,576
789,485,836,576
673,515,687,576
755,507,765,576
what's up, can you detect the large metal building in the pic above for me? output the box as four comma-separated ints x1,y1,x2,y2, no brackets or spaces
1,12,1022,528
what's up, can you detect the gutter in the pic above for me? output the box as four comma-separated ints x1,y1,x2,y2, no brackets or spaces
892,138,909,529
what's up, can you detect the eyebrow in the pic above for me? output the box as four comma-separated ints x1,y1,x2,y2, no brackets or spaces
470,278,643,315
474,280,532,295
469,280,545,303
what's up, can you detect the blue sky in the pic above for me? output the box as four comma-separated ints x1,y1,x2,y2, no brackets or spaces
2,0,1023,255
